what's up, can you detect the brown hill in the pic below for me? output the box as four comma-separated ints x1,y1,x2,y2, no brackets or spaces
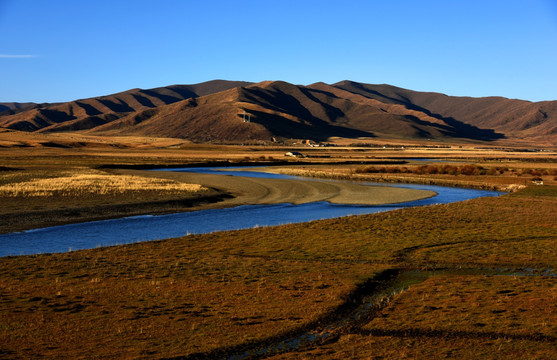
0,80,252,132
86,82,373,142
87,81,509,142
0,102,44,116
332,81,557,141
1,80,556,144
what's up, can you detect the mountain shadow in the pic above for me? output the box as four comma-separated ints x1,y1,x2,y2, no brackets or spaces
334,81,506,141
396,97,505,141
239,85,347,130
244,109,375,141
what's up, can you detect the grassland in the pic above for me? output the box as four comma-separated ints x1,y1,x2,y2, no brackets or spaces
270,273,557,359
0,142,440,234
0,139,556,359
0,170,206,197
0,166,228,234
270,161,557,192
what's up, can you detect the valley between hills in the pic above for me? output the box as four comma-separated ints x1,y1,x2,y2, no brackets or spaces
0,81,556,359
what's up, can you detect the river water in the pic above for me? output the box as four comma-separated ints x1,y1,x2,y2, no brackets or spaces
0,167,501,257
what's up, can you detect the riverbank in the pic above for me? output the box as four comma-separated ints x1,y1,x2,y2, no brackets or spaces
262,165,535,192
0,167,436,234
0,186,555,359
1,144,556,359
130,168,437,206
2,142,554,235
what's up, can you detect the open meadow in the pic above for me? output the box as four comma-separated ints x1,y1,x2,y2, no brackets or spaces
0,136,556,359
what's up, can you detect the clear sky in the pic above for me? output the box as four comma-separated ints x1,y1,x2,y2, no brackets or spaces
1,0,556,103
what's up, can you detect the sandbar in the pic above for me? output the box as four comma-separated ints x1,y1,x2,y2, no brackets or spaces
129,168,437,209
0,168,436,234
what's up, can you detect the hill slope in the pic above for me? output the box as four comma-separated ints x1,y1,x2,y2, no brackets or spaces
88,81,512,142
1,80,556,143
0,80,252,132
332,81,557,141
88,81,491,142
0,102,44,116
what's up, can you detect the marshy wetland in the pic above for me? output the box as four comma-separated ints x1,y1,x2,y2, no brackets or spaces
0,141,556,359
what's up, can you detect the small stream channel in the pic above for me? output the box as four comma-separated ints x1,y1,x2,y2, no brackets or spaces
179,266,555,360
0,167,501,257
224,269,425,360
1,167,551,358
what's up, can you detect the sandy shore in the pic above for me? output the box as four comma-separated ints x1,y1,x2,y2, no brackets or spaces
128,168,437,209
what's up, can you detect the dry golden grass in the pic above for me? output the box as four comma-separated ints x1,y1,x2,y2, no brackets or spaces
364,275,557,337
266,333,557,359
0,241,384,359
271,162,556,191
0,166,223,234
1,185,555,359
0,170,206,197
0,143,556,359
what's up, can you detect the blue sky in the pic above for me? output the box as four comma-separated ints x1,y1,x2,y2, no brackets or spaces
1,0,556,103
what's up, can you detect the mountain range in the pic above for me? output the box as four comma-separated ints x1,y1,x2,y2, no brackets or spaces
1,80,556,144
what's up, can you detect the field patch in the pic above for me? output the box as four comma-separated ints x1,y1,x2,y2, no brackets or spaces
0,147,556,358
0,171,207,197
364,275,557,338
0,242,384,358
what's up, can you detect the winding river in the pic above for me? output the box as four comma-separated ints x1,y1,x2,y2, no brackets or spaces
0,167,501,257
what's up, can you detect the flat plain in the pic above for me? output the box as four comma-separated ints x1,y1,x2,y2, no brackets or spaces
0,136,556,359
